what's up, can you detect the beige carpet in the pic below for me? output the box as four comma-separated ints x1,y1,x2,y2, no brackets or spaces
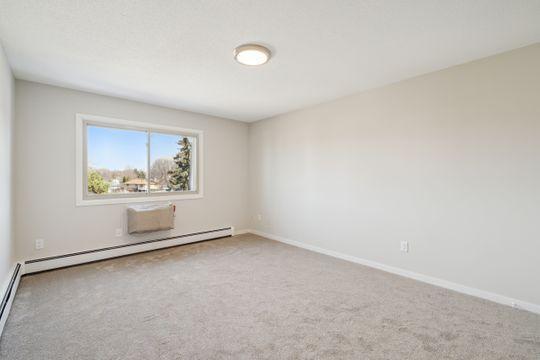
0,234,539,359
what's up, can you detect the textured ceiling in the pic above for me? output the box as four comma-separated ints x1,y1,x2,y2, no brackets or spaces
0,1,539,122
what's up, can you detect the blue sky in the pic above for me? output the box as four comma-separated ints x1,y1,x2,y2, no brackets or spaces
87,126,185,170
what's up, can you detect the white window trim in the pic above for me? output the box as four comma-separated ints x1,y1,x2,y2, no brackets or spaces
75,113,204,206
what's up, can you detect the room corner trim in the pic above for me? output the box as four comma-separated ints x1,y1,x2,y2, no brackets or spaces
24,227,233,274
0,263,23,337
249,229,540,315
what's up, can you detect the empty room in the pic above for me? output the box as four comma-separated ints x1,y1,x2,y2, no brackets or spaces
0,1,539,359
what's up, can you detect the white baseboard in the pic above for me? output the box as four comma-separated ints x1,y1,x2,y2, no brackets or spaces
24,227,233,274
248,229,540,315
0,263,23,338
232,228,250,236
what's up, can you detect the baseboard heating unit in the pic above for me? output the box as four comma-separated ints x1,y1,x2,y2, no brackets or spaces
24,227,233,274
0,263,22,336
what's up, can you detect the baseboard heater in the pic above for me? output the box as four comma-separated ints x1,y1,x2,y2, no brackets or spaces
24,227,233,274
0,263,22,336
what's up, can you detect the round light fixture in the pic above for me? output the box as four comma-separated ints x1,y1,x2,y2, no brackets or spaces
234,44,271,66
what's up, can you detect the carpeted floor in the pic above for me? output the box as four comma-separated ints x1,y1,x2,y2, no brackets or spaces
0,234,539,359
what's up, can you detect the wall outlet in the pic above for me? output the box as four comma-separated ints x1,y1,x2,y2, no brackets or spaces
35,238,45,250
400,241,409,253
115,228,123,237
256,214,262,221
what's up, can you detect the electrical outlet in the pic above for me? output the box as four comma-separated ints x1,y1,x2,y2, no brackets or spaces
400,241,408,253
35,238,45,250
257,214,262,221
115,228,123,237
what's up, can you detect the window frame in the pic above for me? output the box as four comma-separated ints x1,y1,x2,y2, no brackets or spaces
76,113,204,206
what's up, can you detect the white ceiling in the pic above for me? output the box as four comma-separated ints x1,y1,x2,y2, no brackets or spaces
0,1,539,122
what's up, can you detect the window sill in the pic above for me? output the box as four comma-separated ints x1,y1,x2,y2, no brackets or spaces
76,193,203,206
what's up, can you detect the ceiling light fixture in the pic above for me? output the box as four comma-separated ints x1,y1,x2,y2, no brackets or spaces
234,44,271,66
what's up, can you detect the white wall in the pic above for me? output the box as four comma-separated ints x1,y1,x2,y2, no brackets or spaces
0,42,15,291
14,81,249,260
249,44,540,307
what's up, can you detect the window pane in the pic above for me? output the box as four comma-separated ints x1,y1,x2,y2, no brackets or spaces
87,125,148,195
150,132,196,192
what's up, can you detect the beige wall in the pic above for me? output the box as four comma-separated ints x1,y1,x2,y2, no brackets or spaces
14,81,249,260
9,43,540,309
249,44,540,306
0,42,15,290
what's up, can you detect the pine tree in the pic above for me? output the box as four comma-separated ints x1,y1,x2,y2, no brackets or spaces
134,168,146,179
168,137,192,191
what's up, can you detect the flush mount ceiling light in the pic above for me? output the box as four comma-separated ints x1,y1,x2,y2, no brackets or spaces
234,44,271,66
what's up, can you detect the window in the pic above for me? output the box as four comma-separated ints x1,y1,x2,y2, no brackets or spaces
76,114,203,206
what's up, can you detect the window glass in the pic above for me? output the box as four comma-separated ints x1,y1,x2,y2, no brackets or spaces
80,116,201,206
86,125,148,195
150,132,196,193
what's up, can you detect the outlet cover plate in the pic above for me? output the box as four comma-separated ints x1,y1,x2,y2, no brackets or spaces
35,238,44,250
400,241,409,252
